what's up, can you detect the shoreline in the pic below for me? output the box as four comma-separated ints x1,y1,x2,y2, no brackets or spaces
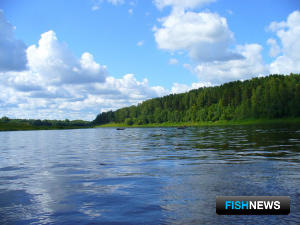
1,117,299,131
95,118,300,128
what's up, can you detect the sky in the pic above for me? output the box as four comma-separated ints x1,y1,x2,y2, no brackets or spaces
0,0,299,121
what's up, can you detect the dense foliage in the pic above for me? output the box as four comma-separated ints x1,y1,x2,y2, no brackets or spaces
93,74,300,125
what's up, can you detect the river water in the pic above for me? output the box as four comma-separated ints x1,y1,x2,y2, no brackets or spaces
0,125,300,224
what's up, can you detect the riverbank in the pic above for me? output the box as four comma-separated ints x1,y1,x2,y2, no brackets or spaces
95,118,300,128
2,117,300,131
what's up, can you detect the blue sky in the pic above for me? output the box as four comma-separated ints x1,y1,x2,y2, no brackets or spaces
0,0,299,120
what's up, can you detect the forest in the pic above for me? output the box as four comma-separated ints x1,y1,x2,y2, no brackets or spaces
93,74,300,125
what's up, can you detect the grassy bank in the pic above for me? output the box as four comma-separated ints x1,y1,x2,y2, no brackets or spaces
95,117,300,128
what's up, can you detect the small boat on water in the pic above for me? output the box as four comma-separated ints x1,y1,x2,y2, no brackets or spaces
177,126,186,129
116,127,125,130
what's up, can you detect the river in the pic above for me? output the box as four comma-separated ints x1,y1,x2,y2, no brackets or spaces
0,125,300,224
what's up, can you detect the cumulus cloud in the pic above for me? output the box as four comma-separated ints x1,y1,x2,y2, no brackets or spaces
268,21,286,32
189,10,300,83
0,10,27,72
171,81,211,94
154,10,242,62
154,6,299,84
194,44,268,83
26,30,107,85
0,72,169,121
92,74,168,102
269,11,300,74
267,38,280,57
0,29,170,120
33,74,168,119
154,0,215,10
5,70,43,92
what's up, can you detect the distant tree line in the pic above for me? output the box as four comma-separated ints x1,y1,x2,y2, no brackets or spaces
0,117,90,128
93,74,300,125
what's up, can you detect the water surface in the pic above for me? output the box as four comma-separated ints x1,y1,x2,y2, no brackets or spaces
0,125,300,224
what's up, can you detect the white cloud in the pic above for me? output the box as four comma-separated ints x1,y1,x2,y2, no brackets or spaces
153,0,267,84
194,44,268,83
267,38,281,57
0,72,169,121
0,30,170,120
268,21,286,32
154,7,299,84
44,74,168,117
154,10,242,62
168,58,178,65
154,0,215,10
93,74,168,101
5,70,43,92
128,8,133,14
269,11,300,74
0,10,27,72
26,30,107,85
171,81,211,94
137,40,144,46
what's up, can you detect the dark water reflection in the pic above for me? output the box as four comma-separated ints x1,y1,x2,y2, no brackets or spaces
0,125,300,224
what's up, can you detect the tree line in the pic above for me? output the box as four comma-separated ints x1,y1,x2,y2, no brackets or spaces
93,74,300,125
0,117,90,131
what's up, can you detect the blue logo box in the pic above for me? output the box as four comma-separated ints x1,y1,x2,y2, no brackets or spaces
216,196,290,215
